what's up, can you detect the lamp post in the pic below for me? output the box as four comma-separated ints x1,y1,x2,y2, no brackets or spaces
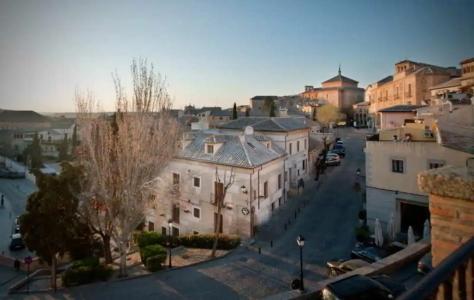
296,235,305,292
168,220,172,268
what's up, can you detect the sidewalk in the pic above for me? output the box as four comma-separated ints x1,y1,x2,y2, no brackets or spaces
254,174,326,245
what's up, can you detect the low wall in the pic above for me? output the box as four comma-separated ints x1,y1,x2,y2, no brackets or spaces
265,241,430,300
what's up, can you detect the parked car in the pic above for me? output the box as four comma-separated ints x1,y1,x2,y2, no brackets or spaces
322,274,406,300
9,233,25,251
13,217,20,233
325,153,341,166
326,258,371,277
417,253,432,274
336,140,344,146
332,144,346,157
351,242,404,263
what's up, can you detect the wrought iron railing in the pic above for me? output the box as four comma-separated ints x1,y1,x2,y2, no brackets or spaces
398,237,474,300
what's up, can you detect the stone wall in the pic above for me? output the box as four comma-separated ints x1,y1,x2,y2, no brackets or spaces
418,165,474,267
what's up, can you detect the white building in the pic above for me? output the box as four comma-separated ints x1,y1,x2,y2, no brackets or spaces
219,117,311,190
365,106,474,238
148,127,287,238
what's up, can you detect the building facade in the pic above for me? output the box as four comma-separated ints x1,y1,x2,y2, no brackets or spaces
365,116,473,238
300,68,365,111
366,60,459,124
148,128,287,238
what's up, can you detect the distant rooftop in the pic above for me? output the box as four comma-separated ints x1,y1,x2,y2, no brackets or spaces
429,77,462,90
218,117,309,132
322,74,358,85
0,109,50,123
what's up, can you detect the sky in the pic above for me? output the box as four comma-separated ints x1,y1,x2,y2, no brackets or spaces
0,0,473,112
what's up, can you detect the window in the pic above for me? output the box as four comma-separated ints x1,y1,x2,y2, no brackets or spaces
161,226,167,236
148,221,154,231
193,177,201,188
392,159,404,173
428,160,445,169
278,174,282,189
271,202,275,212
284,171,288,182
407,84,412,97
304,139,307,150
278,197,282,207
172,204,180,224
172,227,179,237
206,144,214,154
172,173,180,185
193,231,199,235
289,143,292,155
193,207,201,218
263,181,268,198
302,160,306,170
297,141,300,152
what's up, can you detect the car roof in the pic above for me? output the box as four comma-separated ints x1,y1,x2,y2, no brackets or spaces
12,233,21,239
341,259,371,269
326,275,388,298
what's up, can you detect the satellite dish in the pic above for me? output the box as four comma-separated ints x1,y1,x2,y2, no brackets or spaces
244,126,254,135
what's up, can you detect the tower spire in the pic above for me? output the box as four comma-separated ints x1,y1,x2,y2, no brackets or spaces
338,64,341,76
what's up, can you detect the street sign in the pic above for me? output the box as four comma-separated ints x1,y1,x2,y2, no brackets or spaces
241,207,249,215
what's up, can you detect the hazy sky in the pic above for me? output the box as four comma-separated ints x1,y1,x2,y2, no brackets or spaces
0,0,473,112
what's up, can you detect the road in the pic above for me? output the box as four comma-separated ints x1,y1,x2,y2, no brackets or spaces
0,177,36,258
8,127,370,299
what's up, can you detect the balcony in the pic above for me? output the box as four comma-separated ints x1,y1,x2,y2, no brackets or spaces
399,236,474,300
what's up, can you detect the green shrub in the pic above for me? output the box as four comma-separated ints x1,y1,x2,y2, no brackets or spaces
137,231,166,248
140,244,167,265
178,234,240,250
146,253,167,272
62,257,112,287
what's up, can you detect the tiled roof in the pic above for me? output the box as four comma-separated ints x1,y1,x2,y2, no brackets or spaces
460,57,474,65
179,131,286,168
251,96,278,101
429,77,462,90
378,105,423,113
219,117,309,132
438,123,474,155
0,110,50,123
377,75,393,85
322,74,358,84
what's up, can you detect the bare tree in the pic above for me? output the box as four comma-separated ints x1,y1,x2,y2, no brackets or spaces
316,104,343,127
75,59,181,276
211,167,235,257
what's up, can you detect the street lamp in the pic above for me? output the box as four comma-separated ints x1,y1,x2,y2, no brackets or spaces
168,220,173,268
296,234,305,292
356,168,361,177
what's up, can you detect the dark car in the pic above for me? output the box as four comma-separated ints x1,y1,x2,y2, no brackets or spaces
351,243,404,263
322,274,406,300
332,145,345,157
326,259,371,277
9,233,25,251
417,253,432,274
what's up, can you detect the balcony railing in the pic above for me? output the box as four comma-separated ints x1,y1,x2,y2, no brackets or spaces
398,237,474,300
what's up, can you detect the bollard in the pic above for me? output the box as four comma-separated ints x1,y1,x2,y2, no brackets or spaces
284,224,287,230
294,211,297,219
258,247,261,254
270,240,273,248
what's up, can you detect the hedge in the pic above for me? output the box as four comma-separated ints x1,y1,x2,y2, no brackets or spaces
179,234,240,250
136,231,241,251
140,244,167,265
63,257,112,287
146,254,167,272
137,231,166,248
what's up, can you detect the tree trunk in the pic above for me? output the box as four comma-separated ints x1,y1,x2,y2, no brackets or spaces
102,234,113,264
118,239,128,277
51,255,57,292
211,203,221,258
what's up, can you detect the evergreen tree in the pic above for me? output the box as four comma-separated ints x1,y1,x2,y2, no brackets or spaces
71,124,78,147
20,163,92,290
312,107,317,121
269,101,276,117
58,134,69,162
232,102,238,120
25,132,43,170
